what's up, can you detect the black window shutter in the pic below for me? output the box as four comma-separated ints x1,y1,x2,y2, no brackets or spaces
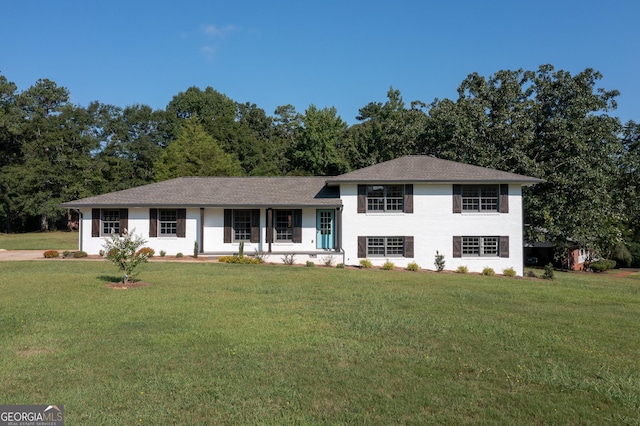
149,209,158,237
223,209,232,243
250,209,260,243
292,209,302,243
453,236,462,258
404,184,414,214
357,185,366,214
92,209,100,237
404,236,414,258
177,209,186,238
358,236,366,258
499,184,509,213
266,209,273,243
119,209,128,235
500,236,509,258
453,185,462,213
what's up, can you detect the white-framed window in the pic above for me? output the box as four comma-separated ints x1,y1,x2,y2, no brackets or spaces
233,210,252,241
102,210,120,235
367,236,405,257
275,210,293,241
462,185,498,212
159,209,177,236
462,236,499,256
366,185,404,212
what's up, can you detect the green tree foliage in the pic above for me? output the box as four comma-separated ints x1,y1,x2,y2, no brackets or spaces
425,66,624,259
290,105,349,176
166,86,284,175
0,74,21,232
154,115,243,180
2,79,104,231
345,87,428,170
96,104,165,190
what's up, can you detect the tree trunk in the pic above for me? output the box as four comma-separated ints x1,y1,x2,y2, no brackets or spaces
40,214,49,232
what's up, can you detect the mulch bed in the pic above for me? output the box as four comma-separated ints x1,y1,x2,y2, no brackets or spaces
106,281,151,290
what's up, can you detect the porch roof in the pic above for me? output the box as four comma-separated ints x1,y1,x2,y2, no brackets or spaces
61,176,341,208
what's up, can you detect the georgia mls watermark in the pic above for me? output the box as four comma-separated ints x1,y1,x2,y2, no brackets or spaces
0,405,64,426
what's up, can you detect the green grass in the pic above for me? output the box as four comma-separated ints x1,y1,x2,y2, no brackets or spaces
0,231,78,250
1,262,639,424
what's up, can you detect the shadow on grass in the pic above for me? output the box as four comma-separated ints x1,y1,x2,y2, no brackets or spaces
97,275,123,283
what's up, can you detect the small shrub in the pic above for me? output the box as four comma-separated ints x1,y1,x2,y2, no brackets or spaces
322,256,335,267
176,252,184,258
482,267,495,276
359,259,373,268
406,261,420,271
336,263,345,269
542,263,555,280
434,250,445,272
43,250,59,258
382,259,395,270
159,250,166,257
73,251,88,258
282,254,295,265
62,250,72,258
193,241,199,258
305,260,315,267
503,267,516,277
456,265,469,274
527,270,538,278
217,255,260,264
253,249,268,263
103,229,151,284
136,247,155,258
590,260,608,272
99,249,105,257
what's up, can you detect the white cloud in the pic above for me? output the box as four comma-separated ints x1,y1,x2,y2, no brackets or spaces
202,24,236,38
200,45,217,61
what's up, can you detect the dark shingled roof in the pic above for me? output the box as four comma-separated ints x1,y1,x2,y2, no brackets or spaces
326,155,542,185
62,156,542,208
61,176,341,208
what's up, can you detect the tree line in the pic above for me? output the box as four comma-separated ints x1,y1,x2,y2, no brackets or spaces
1,65,638,266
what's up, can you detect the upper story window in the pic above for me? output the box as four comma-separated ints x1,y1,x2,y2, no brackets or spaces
453,184,508,214
358,184,413,214
462,185,498,212
159,209,177,236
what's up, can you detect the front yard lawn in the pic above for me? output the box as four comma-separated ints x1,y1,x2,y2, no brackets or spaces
1,261,638,424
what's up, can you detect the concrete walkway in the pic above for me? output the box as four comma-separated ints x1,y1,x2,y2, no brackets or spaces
0,250,51,261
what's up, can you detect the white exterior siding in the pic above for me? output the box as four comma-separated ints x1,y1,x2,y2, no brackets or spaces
78,207,343,265
340,183,525,275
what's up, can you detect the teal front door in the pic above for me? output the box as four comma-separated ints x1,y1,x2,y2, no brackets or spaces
316,209,335,249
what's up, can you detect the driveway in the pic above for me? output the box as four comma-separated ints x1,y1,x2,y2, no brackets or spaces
0,250,52,261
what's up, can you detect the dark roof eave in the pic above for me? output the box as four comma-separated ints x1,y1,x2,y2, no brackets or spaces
325,178,543,186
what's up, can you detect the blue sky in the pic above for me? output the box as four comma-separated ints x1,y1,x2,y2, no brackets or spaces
2,0,638,124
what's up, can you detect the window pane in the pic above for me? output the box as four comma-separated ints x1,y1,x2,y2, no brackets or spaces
160,209,177,235
480,186,498,211
386,237,404,255
102,210,120,235
367,185,404,212
275,210,293,241
462,237,480,255
482,237,499,256
367,237,385,256
234,210,251,241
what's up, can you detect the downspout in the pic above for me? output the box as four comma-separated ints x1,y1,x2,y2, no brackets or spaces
74,209,83,252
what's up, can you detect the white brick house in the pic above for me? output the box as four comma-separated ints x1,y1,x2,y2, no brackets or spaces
62,156,541,275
